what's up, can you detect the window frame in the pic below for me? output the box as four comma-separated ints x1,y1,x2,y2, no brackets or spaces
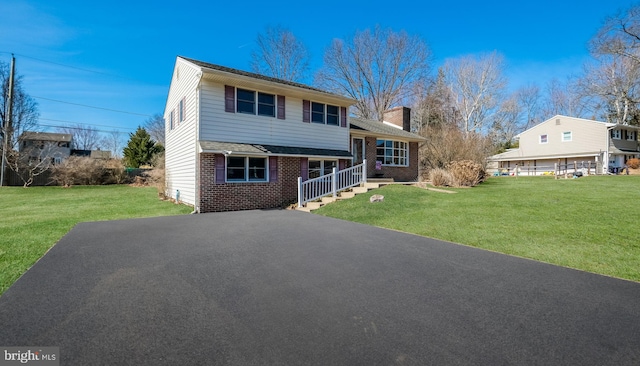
236,88,256,115
178,98,185,123
309,101,340,125
562,131,572,142
612,129,621,140
539,134,548,144
376,139,408,167
225,156,268,183
169,110,175,130
308,159,338,179
626,130,637,141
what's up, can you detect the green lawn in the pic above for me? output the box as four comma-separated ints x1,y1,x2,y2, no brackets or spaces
0,185,192,294
315,176,640,282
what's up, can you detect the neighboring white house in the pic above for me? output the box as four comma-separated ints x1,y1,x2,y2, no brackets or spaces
489,115,640,175
164,56,356,212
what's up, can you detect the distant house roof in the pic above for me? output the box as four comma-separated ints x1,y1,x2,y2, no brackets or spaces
179,56,355,104
21,131,72,142
199,141,352,159
349,117,426,142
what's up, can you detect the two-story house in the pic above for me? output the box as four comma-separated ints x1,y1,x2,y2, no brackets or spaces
165,57,355,212
164,57,426,212
489,115,640,174
19,132,72,165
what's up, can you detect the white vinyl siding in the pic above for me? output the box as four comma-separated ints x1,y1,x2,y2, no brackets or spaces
199,81,349,151
164,59,201,206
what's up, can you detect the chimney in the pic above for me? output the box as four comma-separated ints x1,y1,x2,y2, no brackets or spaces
382,106,411,132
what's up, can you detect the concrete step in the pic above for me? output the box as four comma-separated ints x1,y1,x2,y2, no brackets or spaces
363,182,380,189
321,196,337,204
295,206,313,213
305,201,324,210
352,186,369,194
338,191,356,199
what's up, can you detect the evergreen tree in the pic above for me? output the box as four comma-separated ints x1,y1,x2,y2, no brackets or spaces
122,127,163,168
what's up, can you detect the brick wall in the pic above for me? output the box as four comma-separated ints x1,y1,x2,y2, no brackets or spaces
365,137,419,181
199,154,300,212
382,106,411,131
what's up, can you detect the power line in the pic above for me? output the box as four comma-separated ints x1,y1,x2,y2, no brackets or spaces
0,51,143,83
38,124,132,135
39,118,137,131
33,96,153,117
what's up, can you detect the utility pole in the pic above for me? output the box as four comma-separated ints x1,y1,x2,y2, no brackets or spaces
1,54,15,187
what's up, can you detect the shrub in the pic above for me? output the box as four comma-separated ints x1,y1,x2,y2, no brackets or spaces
445,160,486,187
627,158,640,169
51,157,129,187
429,168,453,187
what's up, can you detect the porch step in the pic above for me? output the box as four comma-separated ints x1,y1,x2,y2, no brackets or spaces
352,186,369,194
338,191,356,199
363,182,380,189
321,197,337,204
305,201,324,210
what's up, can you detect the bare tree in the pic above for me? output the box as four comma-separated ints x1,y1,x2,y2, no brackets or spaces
590,5,640,64
56,124,101,150
490,94,522,150
443,51,507,133
6,142,60,187
541,78,589,119
411,68,460,132
144,113,165,146
100,130,125,158
517,84,542,129
577,55,640,125
1,61,39,150
315,26,432,121
251,25,310,82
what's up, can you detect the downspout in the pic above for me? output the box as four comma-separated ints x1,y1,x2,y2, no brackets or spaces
192,72,203,214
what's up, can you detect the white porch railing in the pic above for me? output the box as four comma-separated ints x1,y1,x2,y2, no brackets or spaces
297,160,367,208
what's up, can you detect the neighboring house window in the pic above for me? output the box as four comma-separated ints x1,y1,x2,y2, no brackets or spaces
308,160,337,179
562,131,572,142
627,130,637,141
226,156,267,182
611,129,621,139
539,134,548,144
309,102,340,125
237,89,255,114
376,139,408,166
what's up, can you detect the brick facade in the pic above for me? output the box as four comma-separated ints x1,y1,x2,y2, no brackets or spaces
364,137,419,181
199,154,300,212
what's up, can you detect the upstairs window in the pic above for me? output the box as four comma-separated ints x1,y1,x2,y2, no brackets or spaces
611,129,621,140
236,88,275,117
257,92,275,117
237,89,256,114
562,131,572,142
310,102,340,125
626,130,637,141
169,110,175,130
539,134,548,144
178,98,185,123
311,102,325,123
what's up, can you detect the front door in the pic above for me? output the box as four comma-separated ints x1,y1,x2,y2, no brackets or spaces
352,138,365,164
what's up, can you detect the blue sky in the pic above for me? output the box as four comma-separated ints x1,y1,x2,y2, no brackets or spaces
0,0,636,139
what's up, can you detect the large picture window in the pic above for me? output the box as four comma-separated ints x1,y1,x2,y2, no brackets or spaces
376,139,408,166
226,156,267,182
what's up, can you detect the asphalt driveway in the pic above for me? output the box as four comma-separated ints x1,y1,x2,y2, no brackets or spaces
1,210,639,365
